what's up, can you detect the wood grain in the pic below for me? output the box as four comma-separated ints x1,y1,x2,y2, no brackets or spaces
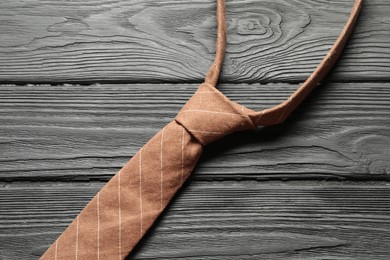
0,0,389,83
0,181,389,259
1,83,389,181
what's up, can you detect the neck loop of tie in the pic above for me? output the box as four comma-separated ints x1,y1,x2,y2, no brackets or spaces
204,0,226,88
202,0,363,128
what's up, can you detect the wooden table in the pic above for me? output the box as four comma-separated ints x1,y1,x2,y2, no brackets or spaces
1,0,389,259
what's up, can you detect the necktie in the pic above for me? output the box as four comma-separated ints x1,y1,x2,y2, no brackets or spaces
41,0,362,259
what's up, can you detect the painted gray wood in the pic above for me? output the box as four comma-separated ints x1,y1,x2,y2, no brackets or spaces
0,0,389,83
1,1,389,258
1,83,389,181
0,181,389,259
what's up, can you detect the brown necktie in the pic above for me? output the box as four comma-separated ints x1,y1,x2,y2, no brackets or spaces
41,0,362,259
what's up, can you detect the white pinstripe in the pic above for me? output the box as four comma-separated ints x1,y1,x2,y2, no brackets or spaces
180,109,245,118
196,91,218,94
255,110,265,125
54,240,58,260
118,173,122,259
160,128,165,211
97,192,100,260
188,129,224,135
181,127,185,185
139,150,143,235
75,216,79,260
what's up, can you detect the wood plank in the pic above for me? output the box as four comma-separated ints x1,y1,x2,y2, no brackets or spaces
0,0,389,83
1,83,389,181
0,181,389,259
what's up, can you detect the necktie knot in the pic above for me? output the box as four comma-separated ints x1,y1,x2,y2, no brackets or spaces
175,83,256,145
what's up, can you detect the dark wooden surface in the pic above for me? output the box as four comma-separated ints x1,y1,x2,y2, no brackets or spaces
1,83,389,181
1,181,390,259
0,0,389,259
0,0,389,83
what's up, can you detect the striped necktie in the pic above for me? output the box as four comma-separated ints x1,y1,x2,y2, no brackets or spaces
41,0,362,259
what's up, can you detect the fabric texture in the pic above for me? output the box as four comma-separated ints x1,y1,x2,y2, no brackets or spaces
41,0,363,259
